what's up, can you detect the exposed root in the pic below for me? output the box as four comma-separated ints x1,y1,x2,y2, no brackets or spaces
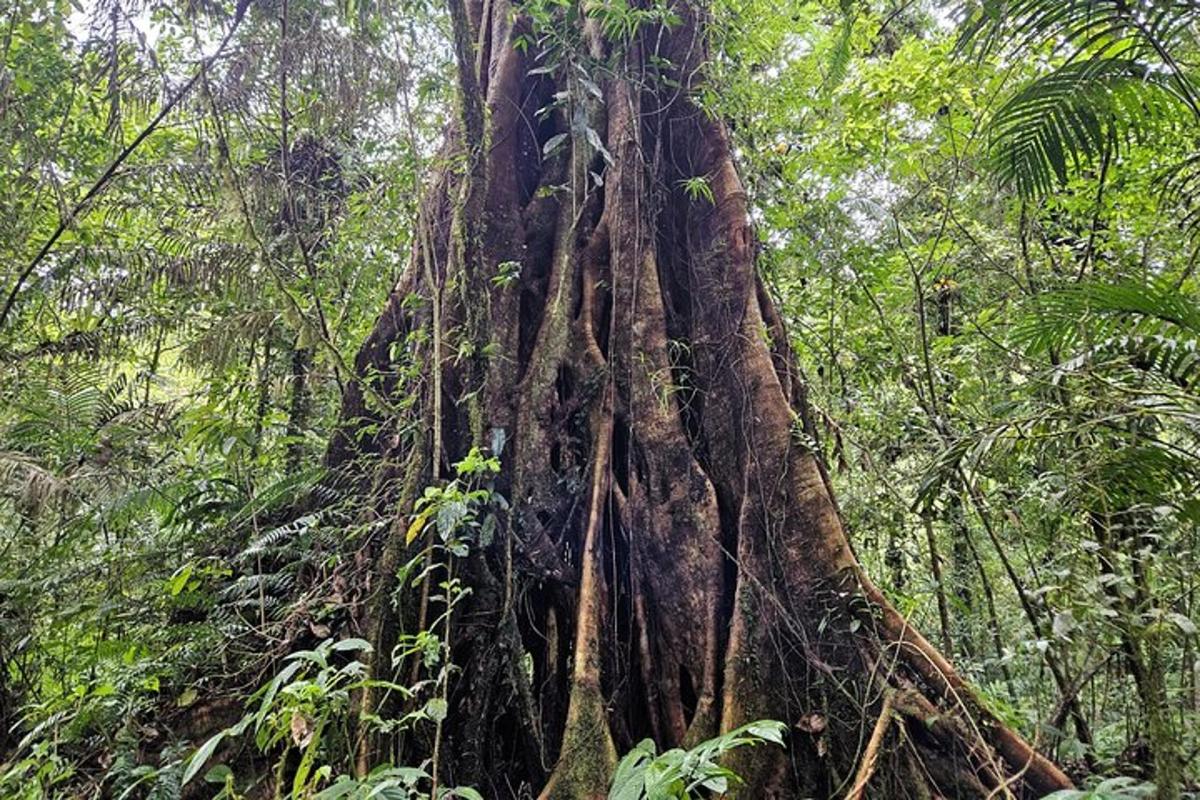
538,388,618,800
846,690,895,800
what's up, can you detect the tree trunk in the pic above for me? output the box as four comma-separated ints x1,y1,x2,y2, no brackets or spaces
285,341,311,474
325,2,1073,797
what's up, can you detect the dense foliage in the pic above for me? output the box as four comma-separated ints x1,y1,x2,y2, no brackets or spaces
1,0,1197,797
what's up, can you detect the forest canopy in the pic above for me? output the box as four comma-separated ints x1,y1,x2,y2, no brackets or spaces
1,0,1199,798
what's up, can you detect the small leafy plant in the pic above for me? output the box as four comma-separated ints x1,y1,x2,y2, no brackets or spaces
179,635,485,798
311,766,484,800
607,720,786,800
180,638,390,792
1043,777,1158,800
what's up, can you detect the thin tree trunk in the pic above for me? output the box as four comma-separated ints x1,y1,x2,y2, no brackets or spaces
249,329,274,467
1093,511,1184,797
922,514,955,654
285,342,311,474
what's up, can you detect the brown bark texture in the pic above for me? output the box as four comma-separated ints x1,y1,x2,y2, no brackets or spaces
323,1,1074,797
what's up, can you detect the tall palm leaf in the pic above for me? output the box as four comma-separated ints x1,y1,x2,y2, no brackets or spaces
988,59,1185,197
958,0,1200,202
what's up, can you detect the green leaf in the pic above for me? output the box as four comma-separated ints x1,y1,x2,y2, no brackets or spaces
425,697,448,722
331,637,373,653
312,778,359,800
181,730,226,786
167,563,194,596
608,738,656,800
1168,612,1197,636
292,716,326,798
204,764,234,783
743,720,787,746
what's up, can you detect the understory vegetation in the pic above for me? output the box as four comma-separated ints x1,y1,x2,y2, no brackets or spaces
1,0,1198,798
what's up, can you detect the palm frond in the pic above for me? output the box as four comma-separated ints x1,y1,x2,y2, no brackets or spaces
1014,276,1200,355
960,0,1200,204
2,317,167,364
47,241,260,312
1054,332,1200,390
989,59,1185,198
1003,278,1200,447
180,310,278,373
1161,152,1200,237
960,0,1200,74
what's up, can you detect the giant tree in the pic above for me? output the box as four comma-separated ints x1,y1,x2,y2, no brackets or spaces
321,0,1073,796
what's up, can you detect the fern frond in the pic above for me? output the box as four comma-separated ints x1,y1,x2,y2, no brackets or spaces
240,514,318,559
218,571,297,605
227,466,326,529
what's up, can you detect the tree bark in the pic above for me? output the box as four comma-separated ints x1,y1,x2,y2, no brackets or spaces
325,2,1074,797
